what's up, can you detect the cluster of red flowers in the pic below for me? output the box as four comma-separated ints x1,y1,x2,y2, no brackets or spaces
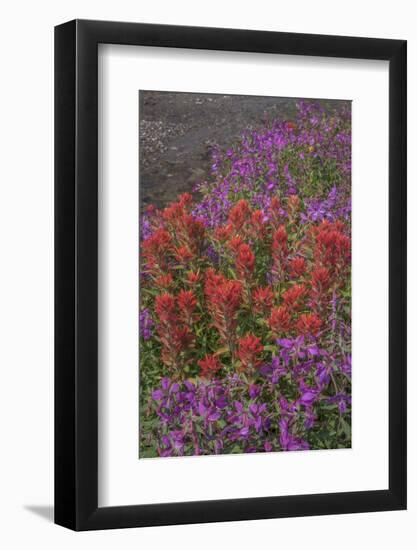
237,335,264,373
235,243,255,278
225,199,268,243
282,284,307,310
253,286,274,313
313,220,351,280
228,199,252,231
142,228,172,273
268,283,321,337
269,305,291,334
204,268,243,356
197,354,223,378
289,257,306,278
142,193,205,278
141,191,351,380
154,291,197,374
296,313,323,335
271,225,289,282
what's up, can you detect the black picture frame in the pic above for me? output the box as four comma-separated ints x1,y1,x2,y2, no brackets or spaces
55,19,407,531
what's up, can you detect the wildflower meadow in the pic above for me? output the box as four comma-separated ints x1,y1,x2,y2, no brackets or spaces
139,98,351,458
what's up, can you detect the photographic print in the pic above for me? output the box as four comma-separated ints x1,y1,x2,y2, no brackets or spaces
139,91,352,459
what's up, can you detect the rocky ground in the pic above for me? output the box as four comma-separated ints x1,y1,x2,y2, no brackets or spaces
139,91,344,210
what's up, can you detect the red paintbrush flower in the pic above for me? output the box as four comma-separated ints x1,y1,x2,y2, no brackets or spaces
175,245,194,264
205,269,244,310
204,268,226,297
309,265,332,313
155,292,176,323
154,291,196,376
250,209,266,238
296,313,322,335
253,285,274,313
271,225,289,283
161,196,205,258
177,289,198,324
177,289,197,311
142,228,172,272
237,334,263,371
204,269,243,349
181,214,205,244
214,224,233,243
269,197,283,227
162,201,184,223
216,280,243,312
272,225,288,254
160,325,195,371
178,192,193,207
251,209,264,225
154,273,173,289
282,283,307,311
228,199,252,230
198,354,223,379
289,257,306,278
314,221,351,276
236,243,255,277
187,270,200,285
311,265,331,291
228,235,244,253
172,326,194,349
269,305,292,334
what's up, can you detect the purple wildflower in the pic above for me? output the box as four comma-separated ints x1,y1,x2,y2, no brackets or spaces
139,308,154,340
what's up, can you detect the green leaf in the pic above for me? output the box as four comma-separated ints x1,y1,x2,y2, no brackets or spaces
263,344,277,353
340,417,351,439
213,347,230,357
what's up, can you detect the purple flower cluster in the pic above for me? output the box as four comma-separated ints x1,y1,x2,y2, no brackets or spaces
139,308,154,341
145,333,351,457
188,101,351,230
301,185,351,224
148,376,288,456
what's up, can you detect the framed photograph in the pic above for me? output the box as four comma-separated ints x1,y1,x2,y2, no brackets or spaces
55,19,406,530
